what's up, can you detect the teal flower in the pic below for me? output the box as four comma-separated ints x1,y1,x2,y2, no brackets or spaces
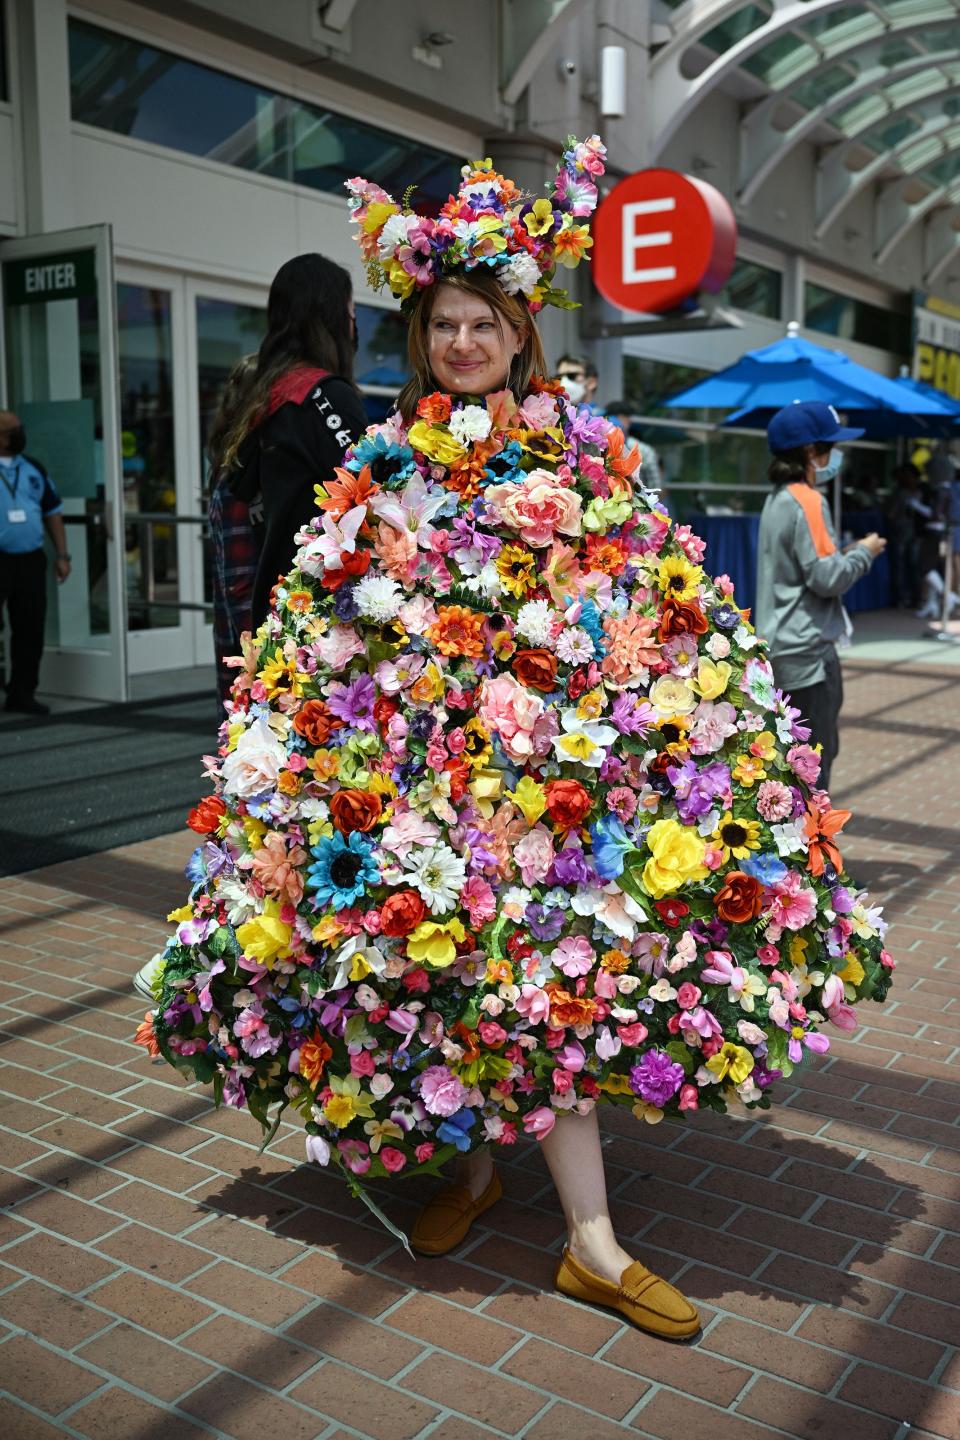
307,831,379,910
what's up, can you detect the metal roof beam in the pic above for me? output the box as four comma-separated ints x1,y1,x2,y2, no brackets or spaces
739,48,959,203
815,106,958,237
874,174,959,264
923,204,960,287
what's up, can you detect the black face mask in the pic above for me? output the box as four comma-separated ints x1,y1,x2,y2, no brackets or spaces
4,426,25,455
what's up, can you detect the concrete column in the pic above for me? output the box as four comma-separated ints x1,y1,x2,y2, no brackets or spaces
16,0,76,233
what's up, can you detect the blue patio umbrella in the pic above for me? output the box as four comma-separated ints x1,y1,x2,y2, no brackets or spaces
663,328,957,438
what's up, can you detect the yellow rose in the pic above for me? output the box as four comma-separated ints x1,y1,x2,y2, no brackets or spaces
407,919,467,968
469,767,505,818
407,419,467,467
705,1043,755,1086
235,909,292,967
694,657,732,701
649,675,697,717
641,818,708,899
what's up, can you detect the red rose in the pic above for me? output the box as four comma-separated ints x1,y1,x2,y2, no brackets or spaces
658,598,708,641
443,756,470,802
329,789,383,834
379,889,426,937
373,695,399,731
293,699,342,746
714,870,764,923
654,898,690,928
187,794,226,834
545,779,593,830
512,649,559,692
320,548,371,590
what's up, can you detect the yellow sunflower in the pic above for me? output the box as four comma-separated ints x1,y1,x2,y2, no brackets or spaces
657,554,704,603
712,811,762,861
495,543,538,597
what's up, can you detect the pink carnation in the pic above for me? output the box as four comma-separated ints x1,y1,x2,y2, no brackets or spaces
461,876,496,925
756,780,794,821
787,744,822,786
419,1065,469,1117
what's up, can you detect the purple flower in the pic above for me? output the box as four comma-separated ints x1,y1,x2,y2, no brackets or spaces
546,843,591,886
668,759,730,824
333,585,360,621
526,902,566,941
611,694,654,736
711,603,740,631
629,1050,685,1107
326,673,376,731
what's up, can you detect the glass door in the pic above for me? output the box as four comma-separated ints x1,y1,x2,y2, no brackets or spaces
1,225,127,701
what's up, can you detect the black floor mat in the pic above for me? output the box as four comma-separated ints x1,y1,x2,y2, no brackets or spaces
0,690,220,876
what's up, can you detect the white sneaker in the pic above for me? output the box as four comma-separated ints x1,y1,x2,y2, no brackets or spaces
132,954,166,1001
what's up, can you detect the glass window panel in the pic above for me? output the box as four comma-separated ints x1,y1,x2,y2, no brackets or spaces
804,281,911,354
833,95,887,135
698,4,771,56
923,153,960,186
117,284,179,631
355,302,409,422
871,116,920,150
801,5,879,39
69,19,460,209
791,64,853,112
0,2,8,104
741,34,816,83
715,258,782,319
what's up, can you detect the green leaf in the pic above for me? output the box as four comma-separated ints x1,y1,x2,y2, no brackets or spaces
665,1042,696,1075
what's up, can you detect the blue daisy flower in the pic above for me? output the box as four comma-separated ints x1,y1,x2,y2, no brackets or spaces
306,831,380,910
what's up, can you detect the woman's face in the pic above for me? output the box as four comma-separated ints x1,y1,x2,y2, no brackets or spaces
427,285,524,396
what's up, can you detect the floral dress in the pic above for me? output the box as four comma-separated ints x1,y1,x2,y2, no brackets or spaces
143,381,893,1183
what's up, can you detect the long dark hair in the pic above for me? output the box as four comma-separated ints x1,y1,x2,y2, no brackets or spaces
207,353,257,475
397,270,546,423
222,253,356,468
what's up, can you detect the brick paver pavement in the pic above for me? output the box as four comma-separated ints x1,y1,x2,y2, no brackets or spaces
1,653,958,1440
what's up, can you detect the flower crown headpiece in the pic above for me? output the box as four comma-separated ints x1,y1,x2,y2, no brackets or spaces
345,134,606,315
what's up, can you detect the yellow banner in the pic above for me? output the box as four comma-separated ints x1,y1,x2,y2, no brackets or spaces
913,295,960,399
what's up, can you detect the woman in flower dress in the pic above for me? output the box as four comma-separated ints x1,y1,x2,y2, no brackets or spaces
141,139,892,1344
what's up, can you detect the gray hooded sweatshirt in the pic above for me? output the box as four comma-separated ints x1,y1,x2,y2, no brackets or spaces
754,483,874,690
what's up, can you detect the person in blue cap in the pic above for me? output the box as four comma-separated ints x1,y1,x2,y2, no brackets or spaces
755,400,886,789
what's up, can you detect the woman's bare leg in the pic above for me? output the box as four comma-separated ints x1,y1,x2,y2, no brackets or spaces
455,1145,494,1197
540,1107,633,1283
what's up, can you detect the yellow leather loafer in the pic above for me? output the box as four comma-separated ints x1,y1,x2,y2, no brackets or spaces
555,1247,701,1341
410,1170,502,1256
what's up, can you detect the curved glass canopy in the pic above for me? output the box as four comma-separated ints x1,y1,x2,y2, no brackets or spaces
651,0,960,270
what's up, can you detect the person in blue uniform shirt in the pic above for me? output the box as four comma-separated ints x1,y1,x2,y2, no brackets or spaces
0,410,71,715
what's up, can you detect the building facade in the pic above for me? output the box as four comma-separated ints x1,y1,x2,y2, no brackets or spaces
2,0,957,699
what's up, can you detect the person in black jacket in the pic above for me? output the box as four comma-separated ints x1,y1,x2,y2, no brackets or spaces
222,254,368,628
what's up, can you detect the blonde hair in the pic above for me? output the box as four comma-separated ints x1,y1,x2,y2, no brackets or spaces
397,271,547,422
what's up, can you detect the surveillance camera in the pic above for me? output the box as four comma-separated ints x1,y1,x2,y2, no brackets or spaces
557,57,577,78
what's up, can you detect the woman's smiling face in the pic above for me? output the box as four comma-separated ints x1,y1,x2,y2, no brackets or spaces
427,284,524,396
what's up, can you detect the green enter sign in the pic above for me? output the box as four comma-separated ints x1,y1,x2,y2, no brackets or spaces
4,249,97,305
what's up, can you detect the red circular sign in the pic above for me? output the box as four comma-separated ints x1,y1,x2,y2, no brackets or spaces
592,168,737,314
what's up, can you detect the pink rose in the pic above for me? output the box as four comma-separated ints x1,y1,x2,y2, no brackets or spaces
349,1049,376,1077
552,1067,574,1094
379,1146,407,1173
787,744,822,785
677,983,701,1010
415,1142,435,1163
514,825,556,886
477,674,545,763
617,1022,649,1047
485,469,583,548
678,1083,699,1112
522,1106,557,1139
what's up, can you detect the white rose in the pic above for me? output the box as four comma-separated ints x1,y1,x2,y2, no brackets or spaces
705,633,730,660
220,717,286,798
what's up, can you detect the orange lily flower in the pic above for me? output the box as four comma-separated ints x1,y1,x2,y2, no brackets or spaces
605,424,641,482
803,801,851,877
133,1012,160,1058
315,464,379,519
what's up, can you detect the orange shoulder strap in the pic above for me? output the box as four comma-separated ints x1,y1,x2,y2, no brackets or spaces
786,482,835,558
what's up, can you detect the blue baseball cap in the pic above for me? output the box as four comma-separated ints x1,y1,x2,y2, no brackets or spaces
767,401,864,453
